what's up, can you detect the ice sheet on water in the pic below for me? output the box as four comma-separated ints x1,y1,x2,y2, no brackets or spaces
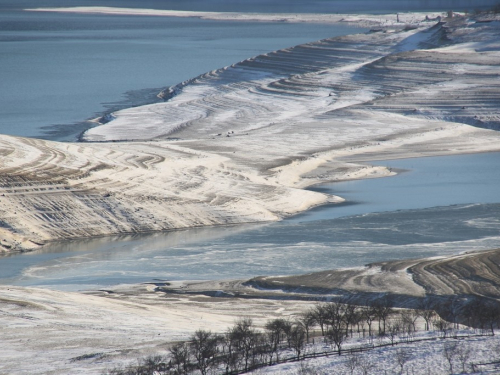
13,235,500,292
2,203,499,291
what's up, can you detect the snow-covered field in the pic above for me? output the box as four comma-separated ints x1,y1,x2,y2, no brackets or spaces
0,284,314,374
2,282,500,375
248,331,500,375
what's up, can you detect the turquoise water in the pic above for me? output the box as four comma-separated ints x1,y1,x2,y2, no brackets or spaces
1,152,499,291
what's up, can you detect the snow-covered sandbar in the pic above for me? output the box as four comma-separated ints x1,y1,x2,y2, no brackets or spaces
26,6,443,26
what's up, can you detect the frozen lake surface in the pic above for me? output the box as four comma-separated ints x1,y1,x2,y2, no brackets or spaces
1,152,499,291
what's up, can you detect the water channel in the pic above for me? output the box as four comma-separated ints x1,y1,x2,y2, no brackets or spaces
0,152,499,291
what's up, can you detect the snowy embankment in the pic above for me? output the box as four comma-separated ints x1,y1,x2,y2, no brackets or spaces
162,247,500,311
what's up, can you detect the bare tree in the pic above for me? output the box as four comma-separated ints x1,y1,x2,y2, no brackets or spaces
440,298,461,330
395,348,412,375
265,318,289,363
442,341,458,375
417,298,436,331
221,329,241,374
289,324,307,359
401,309,419,338
298,310,316,343
325,302,347,336
344,353,360,375
169,342,191,375
327,323,347,356
313,304,328,336
252,332,271,369
466,297,493,332
344,303,360,337
282,318,294,348
434,318,452,338
373,296,393,335
361,306,376,337
230,318,258,371
456,342,472,374
462,299,475,328
137,355,168,374
481,300,500,335
189,329,222,375
387,320,402,346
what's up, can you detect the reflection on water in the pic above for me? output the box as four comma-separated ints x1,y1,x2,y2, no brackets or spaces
1,152,499,291
0,224,263,285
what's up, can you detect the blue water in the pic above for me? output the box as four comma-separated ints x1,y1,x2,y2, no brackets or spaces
293,153,500,222
2,0,498,140
1,152,499,291
0,3,363,140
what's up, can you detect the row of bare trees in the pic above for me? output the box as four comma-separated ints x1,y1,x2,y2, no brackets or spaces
105,295,500,375
431,296,500,335
108,317,308,375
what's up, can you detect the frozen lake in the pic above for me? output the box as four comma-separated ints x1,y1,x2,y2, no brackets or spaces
1,152,499,291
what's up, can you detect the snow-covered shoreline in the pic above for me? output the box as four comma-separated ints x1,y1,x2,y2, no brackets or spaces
26,7,445,27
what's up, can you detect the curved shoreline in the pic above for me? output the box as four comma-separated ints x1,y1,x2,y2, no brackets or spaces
1,14,500,254
158,246,500,306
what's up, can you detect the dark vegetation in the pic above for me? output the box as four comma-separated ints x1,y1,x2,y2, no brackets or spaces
465,2,500,15
103,295,500,375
